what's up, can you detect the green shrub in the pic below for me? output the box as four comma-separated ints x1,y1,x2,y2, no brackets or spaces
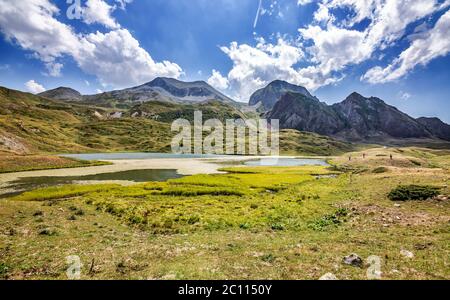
308,208,349,231
0,263,9,278
187,215,200,225
270,223,285,231
388,185,440,201
372,167,388,174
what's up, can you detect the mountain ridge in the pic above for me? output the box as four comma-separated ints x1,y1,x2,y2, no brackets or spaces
266,87,448,142
40,77,237,107
24,78,450,143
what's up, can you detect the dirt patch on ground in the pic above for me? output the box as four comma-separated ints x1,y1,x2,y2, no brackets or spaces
350,203,450,227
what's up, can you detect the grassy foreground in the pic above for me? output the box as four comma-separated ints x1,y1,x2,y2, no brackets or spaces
0,147,449,280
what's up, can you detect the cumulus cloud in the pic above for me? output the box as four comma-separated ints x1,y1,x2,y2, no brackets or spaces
216,0,449,99
76,29,183,87
207,69,229,91
25,80,46,94
0,0,182,88
213,38,306,101
362,10,450,84
82,0,120,29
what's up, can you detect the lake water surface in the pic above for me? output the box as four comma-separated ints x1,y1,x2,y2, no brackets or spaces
1,169,182,198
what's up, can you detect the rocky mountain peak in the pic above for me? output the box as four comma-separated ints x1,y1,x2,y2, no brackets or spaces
249,80,315,112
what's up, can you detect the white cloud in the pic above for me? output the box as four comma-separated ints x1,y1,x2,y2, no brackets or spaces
297,0,313,5
25,80,46,94
44,62,63,77
299,0,448,82
399,91,412,100
363,10,450,84
216,0,449,99
82,0,120,29
216,38,306,101
0,0,183,89
76,29,183,87
115,0,133,10
207,69,229,91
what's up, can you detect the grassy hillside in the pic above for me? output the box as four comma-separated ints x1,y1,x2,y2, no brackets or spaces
0,87,356,158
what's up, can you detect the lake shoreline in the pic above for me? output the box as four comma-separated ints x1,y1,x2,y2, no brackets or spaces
0,154,330,197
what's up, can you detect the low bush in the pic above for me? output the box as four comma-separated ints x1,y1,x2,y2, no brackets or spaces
308,208,349,231
388,185,440,201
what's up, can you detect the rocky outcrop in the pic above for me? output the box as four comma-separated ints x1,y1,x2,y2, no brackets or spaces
267,91,437,142
332,93,432,140
249,80,315,111
267,92,346,136
417,117,450,141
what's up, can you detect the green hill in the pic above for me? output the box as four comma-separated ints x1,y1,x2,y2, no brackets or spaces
0,87,356,156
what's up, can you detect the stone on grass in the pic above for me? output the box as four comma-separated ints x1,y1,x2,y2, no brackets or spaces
343,254,363,268
319,273,338,280
400,249,414,259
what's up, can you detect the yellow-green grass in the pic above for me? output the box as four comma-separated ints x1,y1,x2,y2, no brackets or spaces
0,155,110,173
1,148,449,280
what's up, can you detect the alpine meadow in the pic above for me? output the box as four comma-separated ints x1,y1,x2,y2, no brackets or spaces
0,0,449,286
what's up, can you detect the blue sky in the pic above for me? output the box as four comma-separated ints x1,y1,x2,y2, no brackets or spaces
0,0,449,122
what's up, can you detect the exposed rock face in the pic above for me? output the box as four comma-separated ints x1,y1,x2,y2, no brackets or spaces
417,117,450,141
39,87,82,101
0,131,30,154
267,92,345,136
332,93,432,140
249,80,315,111
268,91,436,141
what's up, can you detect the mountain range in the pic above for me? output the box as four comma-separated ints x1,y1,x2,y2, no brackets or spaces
29,78,450,144
255,81,450,143
40,77,236,107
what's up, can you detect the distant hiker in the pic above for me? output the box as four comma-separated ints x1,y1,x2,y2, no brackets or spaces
390,154,393,160
363,153,366,159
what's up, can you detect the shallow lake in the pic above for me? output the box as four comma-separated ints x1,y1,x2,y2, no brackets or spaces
1,169,182,198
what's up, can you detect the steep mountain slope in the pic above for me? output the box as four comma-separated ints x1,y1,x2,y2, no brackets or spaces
332,93,432,141
267,92,346,136
249,80,316,111
417,117,450,141
39,87,83,101
267,90,440,142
